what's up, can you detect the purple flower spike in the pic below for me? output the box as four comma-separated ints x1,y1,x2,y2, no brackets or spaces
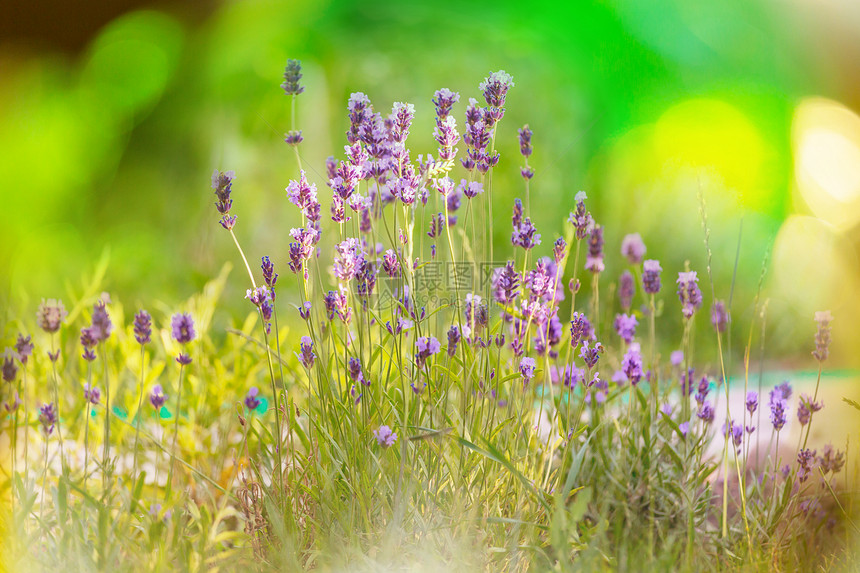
150,384,167,410
461,180,484,199
212,170,237,230
298,336,315,369
83,383,100,405
711,300,728,332
621,346,643,385
39,402,57,435
518,125,533,157
553,237,567,264
2,350,18,382
746,391,758,415
770,398,787,431
415,336,441,369
281,59,304,96
37,299,67,334
618,270,635,311
480,70,514,110
569,312,592,349
797,448,816,483
492,262,521,305
519,357,536,386
176,353,192,366
134,310,152,345
697,401,715,424
244,387,261,411
373,425,398,448
813,310,832,362
584,225,604,273
80,327,97,362
620,233,647,264
614,314,638,345
286,171,321,223
568,192,593,240
299,301,312,320
642,260,662,295
797,393,823,426
447,325,461,357
15,334,34,365
580,340,604,369
171,313,195,345
89,301,112,342
676,271,703,319
433,88,460,120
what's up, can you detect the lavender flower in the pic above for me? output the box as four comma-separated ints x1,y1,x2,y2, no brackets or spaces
36,299,67,333
621,346,643,385
518,124,533,157
80,327,97,362
347,357,368,386
770,381,793,404
39,402,57,435
723,420,743,451
150,384,167,410
812,310,832,362
580,340,604,369
493,262,521,305
568,191,593,240
642,260,662,295
334,238,365,282
618,270,635,311
697,401,715,424
770,398,787,431
281,59,304,95
433,88,460,119
447,325,461,357
461,179,484,199
83,383,100,405
261,256,278,292
390,102,415,143
676,271,702,319
434,116,460,161
818,444,846,474
298,301,312,320
614,314,638,344
212,169,237,230
89,300,112,342
797,394,823,426
2,350,17,382
569,313,592,350
373,425,398,448
415,336,441,368
298,336,315,369
620,233,647,264
244,387,261,411
584,225,604,273
171,313,195,345
286,171,321,222
134,310,152,345
670,350,684,366
745,391,758,415
519,357,536,385
15,334,33,365
797,448,816,483
479,70,514,110
711,300,728,332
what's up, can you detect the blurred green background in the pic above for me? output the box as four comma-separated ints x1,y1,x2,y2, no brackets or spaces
2,0,859,368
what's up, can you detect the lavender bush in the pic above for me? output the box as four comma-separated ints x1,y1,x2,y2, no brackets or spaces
0,62,857,572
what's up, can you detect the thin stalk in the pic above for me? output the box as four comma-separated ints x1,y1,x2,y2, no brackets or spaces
132,344,145,480
166,362,185,501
